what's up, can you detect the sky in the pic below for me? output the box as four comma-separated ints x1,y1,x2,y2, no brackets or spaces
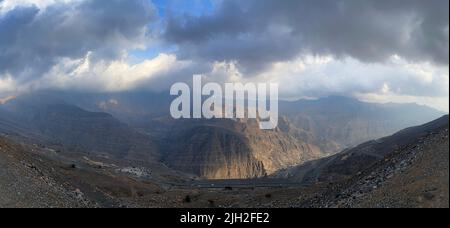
0,0,449,111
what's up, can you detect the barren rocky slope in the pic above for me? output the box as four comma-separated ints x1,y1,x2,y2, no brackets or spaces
161,97,442,179
165,123,266,179
0,134,183,208
163,118,323,179
207,116,449,208
276,115,449,184
353,128,448,208
299,125,448,208
2,99,160,162
0,137,90,208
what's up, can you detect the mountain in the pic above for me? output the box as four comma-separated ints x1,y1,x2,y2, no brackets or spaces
0,93,322,179
162,118,323,179
0,95,160,162
86,93,442,179
279,96,444,153
164,122,266,179
295,115,449,208
277,115,449,185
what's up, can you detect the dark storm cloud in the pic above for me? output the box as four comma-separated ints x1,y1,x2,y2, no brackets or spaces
0,0,156,80
165,0,449,73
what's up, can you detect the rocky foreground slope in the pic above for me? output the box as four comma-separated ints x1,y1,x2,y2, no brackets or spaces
0,134,180,208
303,128,448,208
0,137,89,207
293,115,449,208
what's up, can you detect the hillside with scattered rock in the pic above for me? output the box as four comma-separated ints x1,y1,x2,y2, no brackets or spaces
0,137,91,208
295,115,449,208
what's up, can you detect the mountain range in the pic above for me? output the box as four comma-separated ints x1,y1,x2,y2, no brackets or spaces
0,91,445,179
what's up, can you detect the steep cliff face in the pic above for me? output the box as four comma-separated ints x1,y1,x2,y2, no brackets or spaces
239,119,323,175
165,125,266,179
163,119,324,179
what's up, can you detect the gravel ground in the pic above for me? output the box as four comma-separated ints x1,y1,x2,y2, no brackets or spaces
356,129,449,208
0,138,89,208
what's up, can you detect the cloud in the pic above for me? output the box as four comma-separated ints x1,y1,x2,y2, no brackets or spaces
165,0,449,73
198,55,449,112
23,52,208,93
0,0,79,12
0,0,448,112
0,0,156,82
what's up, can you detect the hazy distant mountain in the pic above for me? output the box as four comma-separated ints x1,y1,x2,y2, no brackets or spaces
280,96,445,153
